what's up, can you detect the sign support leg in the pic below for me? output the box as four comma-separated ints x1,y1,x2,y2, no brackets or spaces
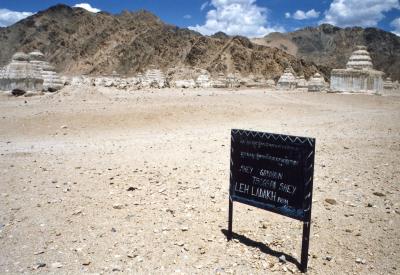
228,197,233,241
300,220,311,272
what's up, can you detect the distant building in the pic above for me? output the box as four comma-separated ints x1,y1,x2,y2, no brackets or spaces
330,46,384,94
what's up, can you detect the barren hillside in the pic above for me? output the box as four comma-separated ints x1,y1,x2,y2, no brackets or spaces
0,4,320,80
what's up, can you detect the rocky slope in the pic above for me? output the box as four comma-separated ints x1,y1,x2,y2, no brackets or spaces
0,4,320,80
253,24,400,81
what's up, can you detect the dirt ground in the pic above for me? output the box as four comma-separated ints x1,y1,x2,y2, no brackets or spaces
0,86,399,274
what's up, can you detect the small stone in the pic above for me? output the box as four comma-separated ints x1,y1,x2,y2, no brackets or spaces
279,255,287,263
287,266,295,273
355,258,365,264
373,192,385,197
51,262,63,268
111,227,117,232
325,198,337,205
113,203,124,209
127,187,137,191
72,210,82,215
60,125,68,129
127,252,138,258
181,226,189,232
325,256,332,261
261,221,269,229
33,263,46,269
82,260,91,266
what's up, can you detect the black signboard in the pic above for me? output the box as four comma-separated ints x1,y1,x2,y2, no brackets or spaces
228,129,315,272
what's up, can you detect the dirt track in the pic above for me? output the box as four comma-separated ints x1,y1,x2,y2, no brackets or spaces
0,87,399,274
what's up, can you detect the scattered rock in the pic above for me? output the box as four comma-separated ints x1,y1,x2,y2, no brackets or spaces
325,256,333,261
72,209,82,215
355,258,366,264
82,260,91,266
181,226,189,232
261,221,269,229
279,255,287,263
51,262,63,268
325,198,337,205
12,89,26,96
112,267,121,272
113,203,124,209
373,192,385,197
33,263,46,270
127,186,137,191
127,251,138,258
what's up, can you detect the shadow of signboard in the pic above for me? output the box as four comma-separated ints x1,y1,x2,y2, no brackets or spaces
221,229,301,268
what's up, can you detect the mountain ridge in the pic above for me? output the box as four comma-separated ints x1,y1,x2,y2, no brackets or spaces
0,4,321,80
252,24,400,81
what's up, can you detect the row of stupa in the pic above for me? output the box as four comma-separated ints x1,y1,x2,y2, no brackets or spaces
2,46,397,95
0,51,63,93
276,67,328,92
275,45,399,95
64,68,329,92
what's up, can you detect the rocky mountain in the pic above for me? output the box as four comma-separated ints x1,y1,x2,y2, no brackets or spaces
0,4,320,80
252,24,400,81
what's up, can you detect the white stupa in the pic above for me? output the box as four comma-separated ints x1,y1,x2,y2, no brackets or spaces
29,50,63,91
277,67,297,90
308,73,327,92
0,52,43,92
330,46,384,94
143,67,166,88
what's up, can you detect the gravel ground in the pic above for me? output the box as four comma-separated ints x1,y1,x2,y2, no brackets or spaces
0,87,399,274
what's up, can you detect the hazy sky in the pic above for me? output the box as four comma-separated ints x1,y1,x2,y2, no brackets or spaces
0,0,399,37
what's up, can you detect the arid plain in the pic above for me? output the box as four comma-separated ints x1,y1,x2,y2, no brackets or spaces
0,87,399,274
